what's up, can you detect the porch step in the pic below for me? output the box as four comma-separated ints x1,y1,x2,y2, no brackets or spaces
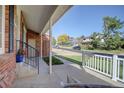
12,71,62,88
16,63,37,79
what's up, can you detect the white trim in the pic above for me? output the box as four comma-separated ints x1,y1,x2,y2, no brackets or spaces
49,19,52,74
0,5,5,54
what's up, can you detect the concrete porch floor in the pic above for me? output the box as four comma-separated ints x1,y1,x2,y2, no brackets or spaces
12,58,124,88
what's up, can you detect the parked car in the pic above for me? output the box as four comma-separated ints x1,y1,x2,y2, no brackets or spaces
72,45,81,50
55,45,60,48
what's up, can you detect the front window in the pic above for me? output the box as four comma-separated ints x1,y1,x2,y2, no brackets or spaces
9,5,14,52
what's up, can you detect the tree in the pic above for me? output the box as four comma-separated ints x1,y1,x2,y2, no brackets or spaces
52,37,56,46
103,16,124,50
91,32,101,49
57,34,69,45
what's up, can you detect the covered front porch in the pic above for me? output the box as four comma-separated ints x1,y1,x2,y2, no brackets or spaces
13,5,124,88
12,57,117,88
1,5,124,88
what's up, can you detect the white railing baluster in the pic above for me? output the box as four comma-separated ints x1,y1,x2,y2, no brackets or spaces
85,55,87,66
98,56,100,70
107,58,109,74
91,57,93,68
110,58,113,76
122,60,124,81
89,57,91,67
99,57,101,71
93,56,94,68
103,57,105,73
110,59,111,75
89,57,91,68
101,57,103,72
108,58,111,75
86,59,88,66
117,60,120,79
94,56,96,69
89,58,91,68
87,58,89,67
93,56,95,69
99,56,101,71
90,57,93,68
97,56,99,70
102,57,103,72
112,55,117,81
91,57,92,68
88,57,90,67
100,57,102,71
87,57,88,67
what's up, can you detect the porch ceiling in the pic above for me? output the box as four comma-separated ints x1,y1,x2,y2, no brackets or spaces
18,5,72,34
18,5,57,33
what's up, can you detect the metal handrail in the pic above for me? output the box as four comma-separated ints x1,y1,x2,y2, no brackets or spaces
16,40,40,74
16,40,39,54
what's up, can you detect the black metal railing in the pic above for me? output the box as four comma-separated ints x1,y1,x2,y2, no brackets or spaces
16,40,40,74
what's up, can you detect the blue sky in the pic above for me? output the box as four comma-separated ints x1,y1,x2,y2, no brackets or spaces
52,5,124,39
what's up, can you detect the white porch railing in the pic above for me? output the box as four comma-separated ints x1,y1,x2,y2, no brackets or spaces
82,51,124,83
116,58,124,82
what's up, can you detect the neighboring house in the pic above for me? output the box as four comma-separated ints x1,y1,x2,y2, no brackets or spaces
0,5,71,87
68,36,75,45
82,35,104,44
82,37,92,43
82,36,92,43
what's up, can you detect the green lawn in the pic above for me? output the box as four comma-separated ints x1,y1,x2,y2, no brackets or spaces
43,56,63,65
55,55,82,65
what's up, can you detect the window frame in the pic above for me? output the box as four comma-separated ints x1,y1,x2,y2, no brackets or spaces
0,6,5,54
9,5,14,53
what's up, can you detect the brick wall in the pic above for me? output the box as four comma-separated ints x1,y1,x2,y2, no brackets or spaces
5,6,9,53
0,5,16,88
27,29,41,56
27,29,50,57
0,53,16,88
42,34,50,57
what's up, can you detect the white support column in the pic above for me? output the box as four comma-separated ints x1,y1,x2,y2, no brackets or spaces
49,19,52,74
112,55,117,81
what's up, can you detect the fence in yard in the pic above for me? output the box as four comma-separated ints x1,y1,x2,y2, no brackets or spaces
82,51,124,83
